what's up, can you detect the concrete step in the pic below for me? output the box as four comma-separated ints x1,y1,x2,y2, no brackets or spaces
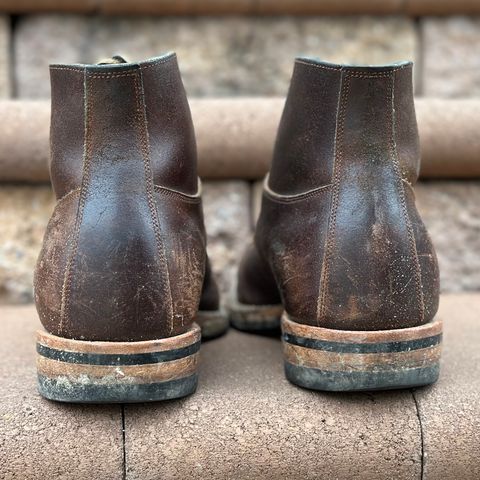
1,294,479,479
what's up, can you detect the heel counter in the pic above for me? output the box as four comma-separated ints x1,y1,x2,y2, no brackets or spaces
237,243,281,306
394,67,439,322
153,188,207,333
317,68,426,330
404,186,440,322
256,188,332,322
34,189,80,334
56,66,174,342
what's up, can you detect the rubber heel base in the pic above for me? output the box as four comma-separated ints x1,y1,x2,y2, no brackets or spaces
229,299,283,332
282,315,442,392
196,308,229,340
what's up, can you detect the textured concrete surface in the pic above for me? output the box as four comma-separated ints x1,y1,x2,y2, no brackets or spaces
0,306,123,480
416,99,480,178
0,181,250,304
2,0,480,15
0,101,51,182
0,295,479,478
14,15,417,98
125,336,421,480
422,16,480,97
414,295,480,479
406,0,480,15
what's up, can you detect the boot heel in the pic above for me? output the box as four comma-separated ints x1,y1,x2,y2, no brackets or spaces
282,315,442,391
36,324,201,403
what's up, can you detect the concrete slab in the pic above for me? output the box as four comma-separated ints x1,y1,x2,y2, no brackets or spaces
415,295,480,479
1,295,479,478
124,294,479,479
125,333,421,479
0,306,124,480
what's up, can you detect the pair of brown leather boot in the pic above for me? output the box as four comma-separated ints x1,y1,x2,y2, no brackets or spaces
35,53,441,403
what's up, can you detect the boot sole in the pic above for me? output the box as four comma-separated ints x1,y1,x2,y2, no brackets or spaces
36,324,200,403
229,298,283,332
282,314,442,392
196,308,229,340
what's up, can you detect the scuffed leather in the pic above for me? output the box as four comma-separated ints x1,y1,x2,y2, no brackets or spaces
34,54,218,341
198,258,221,311
238,59,440,331
237,244,281,306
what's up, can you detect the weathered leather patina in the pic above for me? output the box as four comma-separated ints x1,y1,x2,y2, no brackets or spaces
234,59,441,391
34,53,224,343
238,59,439,332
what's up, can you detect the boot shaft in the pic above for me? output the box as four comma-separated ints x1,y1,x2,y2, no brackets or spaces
49,53,198,200
233,58,442,393
255,59,439,330
269,59,420,195
35,54,207,342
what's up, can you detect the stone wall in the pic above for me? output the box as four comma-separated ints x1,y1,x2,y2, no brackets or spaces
0,13,479,305
11,15,480,98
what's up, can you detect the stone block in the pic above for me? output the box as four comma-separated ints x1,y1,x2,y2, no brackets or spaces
414,295,480,479
1,297,479,478
202,181,252,297
0,15,11,97
415,181,480,292
123,294,479,479
15,14,418,98
0,186,54,304
422,16,480,97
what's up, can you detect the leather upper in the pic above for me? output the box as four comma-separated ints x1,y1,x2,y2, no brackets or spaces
35,54,218,341
238,59,440,331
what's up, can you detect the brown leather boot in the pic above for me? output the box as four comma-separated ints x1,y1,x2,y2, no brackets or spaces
34,54,227,403
231,58,442,391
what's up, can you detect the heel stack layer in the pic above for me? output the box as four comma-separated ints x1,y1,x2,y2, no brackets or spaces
195,308,229,340
36,324,201,403
282,315,442,391
229,299,283,332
